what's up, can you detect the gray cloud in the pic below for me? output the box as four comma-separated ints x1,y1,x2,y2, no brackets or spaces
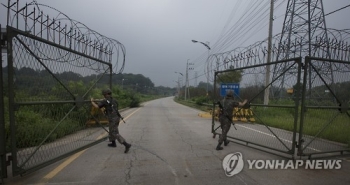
1,0,349,87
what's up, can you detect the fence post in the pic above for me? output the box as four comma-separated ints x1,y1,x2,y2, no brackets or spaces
291,57,303,159
211,71,218,134
297,56,309,157
0,24,8,180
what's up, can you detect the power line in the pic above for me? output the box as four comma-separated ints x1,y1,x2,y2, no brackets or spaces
324,4,350,16
189,0,349,87
187,0,289,86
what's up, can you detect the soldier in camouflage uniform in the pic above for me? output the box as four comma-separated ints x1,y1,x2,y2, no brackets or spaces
216,90,247,150
91,89,131,153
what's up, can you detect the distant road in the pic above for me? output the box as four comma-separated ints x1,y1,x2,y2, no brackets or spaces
5,97,350,185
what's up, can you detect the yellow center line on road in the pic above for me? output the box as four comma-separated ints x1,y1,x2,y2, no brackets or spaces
120,106,142,124
41,149,86,181
38,107,142,184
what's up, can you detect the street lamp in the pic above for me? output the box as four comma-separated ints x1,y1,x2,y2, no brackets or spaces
192,40,211,50
191,39,211,96
174,80,180,97
175,71,183,76
175,72,183,98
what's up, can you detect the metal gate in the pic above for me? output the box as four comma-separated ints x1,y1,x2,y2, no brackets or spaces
212,57,350,159
213,58,303,158
298,57,350,159
0,23,6,183
0,1,126,178
5,26,113,176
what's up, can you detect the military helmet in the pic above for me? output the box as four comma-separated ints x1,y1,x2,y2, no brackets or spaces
101,88,112,95
226,90,234,97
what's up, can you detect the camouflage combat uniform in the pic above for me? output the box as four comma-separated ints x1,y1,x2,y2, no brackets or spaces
98,97,125,144
92,89,131,153
218,97,239,144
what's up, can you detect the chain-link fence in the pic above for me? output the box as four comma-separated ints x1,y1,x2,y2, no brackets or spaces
5,26,113,176
1,0,126,178
212,56,350,159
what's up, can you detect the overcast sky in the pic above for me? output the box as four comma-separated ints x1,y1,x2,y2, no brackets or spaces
1,0,349,87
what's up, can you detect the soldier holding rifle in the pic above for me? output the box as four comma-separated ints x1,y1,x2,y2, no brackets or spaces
91,89,131,153
216,90,247,150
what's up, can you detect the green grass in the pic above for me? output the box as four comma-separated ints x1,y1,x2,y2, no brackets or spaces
174,99,212,112
176,99,350,147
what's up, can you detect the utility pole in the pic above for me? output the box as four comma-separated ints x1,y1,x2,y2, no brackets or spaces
264,0,274,105
185,62,187,100
185,59,194,100
194,71,198,87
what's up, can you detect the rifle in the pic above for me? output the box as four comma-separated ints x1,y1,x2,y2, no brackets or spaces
106,98,126,123
216,101,237,130
116,110,126,123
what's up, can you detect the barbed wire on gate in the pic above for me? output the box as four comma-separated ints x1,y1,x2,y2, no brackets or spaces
204,29,350,82
2,0,126,74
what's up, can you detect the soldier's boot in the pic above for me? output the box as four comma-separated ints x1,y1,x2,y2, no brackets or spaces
108,141,117,147
216,142,223,150
123,142,131,153
224,139,230,146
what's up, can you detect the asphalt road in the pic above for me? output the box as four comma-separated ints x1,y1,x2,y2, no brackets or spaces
4,97,350,185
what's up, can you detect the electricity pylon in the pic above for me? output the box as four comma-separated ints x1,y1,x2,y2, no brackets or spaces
273,0,334,99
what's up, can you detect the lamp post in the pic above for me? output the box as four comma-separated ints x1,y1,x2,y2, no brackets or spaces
174,80,180,97
175,71,184,98
191,40,211,96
